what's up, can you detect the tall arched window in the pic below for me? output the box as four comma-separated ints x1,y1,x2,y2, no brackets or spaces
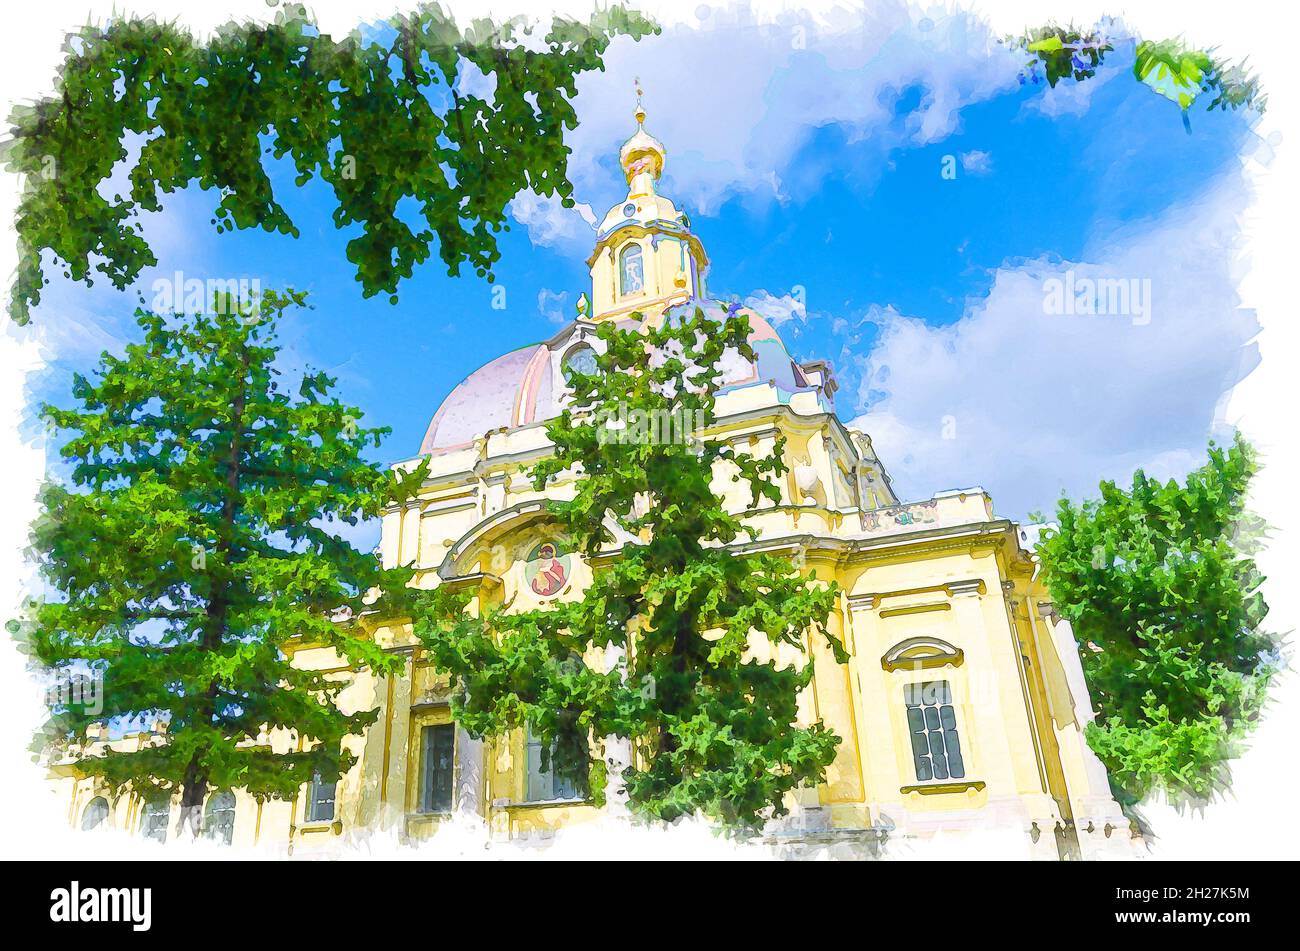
80,796,109,831
619,243,644,296
203,790,236,846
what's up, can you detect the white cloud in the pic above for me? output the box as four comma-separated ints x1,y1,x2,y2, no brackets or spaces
743,289,807,329
507,190,596,249
516,1,1024,245
959,149,993,175
1020,57,1126,119
537,287,570,326
454,59,497,102
847,172,1258,517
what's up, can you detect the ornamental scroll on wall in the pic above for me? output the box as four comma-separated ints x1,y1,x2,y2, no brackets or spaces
862,500,940,533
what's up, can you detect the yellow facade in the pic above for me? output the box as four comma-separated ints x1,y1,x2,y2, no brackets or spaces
50,108,1137,859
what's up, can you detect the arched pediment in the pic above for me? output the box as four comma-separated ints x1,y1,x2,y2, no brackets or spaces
438,501,551,580
438,501,639,581
881,636,964,673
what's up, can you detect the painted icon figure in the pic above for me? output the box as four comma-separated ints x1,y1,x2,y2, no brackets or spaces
528,542,569,596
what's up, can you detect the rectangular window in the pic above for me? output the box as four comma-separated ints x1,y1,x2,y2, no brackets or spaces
306,772,337,823
140,798,169,843
904,680,966,782
525,727,585,802
420,723,455,813
203,791,236,846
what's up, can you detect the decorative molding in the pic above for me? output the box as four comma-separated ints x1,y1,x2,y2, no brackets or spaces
419,499,478,518
861,498,940,533
298,820,343,836
900,780,986,796
438,571,502,592
947,578,985,598
410,696,453,711
586,222,709,270
438,500,550,578
848,578,987,612
879,601,951,620
504,797,593,811
881,635,965,672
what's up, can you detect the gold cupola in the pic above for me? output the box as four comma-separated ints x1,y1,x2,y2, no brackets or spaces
587,89,709,323
619,104,666,196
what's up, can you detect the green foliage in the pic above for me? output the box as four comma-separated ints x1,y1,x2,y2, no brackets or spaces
1133,39,1265,114
1019,26,1111,87
15,289,428,829
2,3,656,324
1011,24,1264,122
414,308,847,829
1036,434,1276,805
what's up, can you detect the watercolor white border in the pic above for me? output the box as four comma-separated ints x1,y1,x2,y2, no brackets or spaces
0,0,1295,860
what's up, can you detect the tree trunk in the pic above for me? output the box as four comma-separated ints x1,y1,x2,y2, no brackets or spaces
659,618,692,756
177,756,208,839
179,341,250,840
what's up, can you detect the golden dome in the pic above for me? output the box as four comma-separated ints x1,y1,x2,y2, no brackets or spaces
619,108,666,184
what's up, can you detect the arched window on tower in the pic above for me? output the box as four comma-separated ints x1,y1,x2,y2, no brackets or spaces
620,243,644,296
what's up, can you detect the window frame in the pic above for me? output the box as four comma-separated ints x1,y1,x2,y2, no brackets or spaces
417,722,456,815
902,679,968,785
523,726,588,805
202,790,237,846
81,795,110,831
305,771,337,824
139,795,170,843
560,343,599,387
618,242,645,298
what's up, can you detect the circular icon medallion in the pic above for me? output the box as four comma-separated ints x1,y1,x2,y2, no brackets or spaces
525,541,571,597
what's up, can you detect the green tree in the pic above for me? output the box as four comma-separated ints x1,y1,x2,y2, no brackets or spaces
414,308,847,829
17,290,426,835
2,2,656,325
1036,434,1275,805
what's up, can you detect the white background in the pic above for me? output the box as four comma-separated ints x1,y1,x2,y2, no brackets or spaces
1,0,1296,859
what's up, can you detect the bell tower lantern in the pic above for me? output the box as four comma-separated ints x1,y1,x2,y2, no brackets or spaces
586,86,709,323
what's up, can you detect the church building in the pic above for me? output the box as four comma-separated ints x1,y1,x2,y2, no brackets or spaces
50,105,1137,860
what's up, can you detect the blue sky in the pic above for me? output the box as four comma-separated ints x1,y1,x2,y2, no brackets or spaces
24,3,1264,531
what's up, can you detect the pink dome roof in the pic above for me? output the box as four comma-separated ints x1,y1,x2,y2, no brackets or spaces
418,302,824,455
419,344,553,454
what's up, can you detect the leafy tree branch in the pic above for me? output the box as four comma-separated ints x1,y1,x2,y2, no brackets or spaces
2,2,656,324
1012,23,1265,127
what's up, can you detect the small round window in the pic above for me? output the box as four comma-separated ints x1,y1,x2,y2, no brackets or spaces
562,345,598,382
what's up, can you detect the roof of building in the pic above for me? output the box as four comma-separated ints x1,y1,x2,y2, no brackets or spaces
418,104,836,456
418,302,825,454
